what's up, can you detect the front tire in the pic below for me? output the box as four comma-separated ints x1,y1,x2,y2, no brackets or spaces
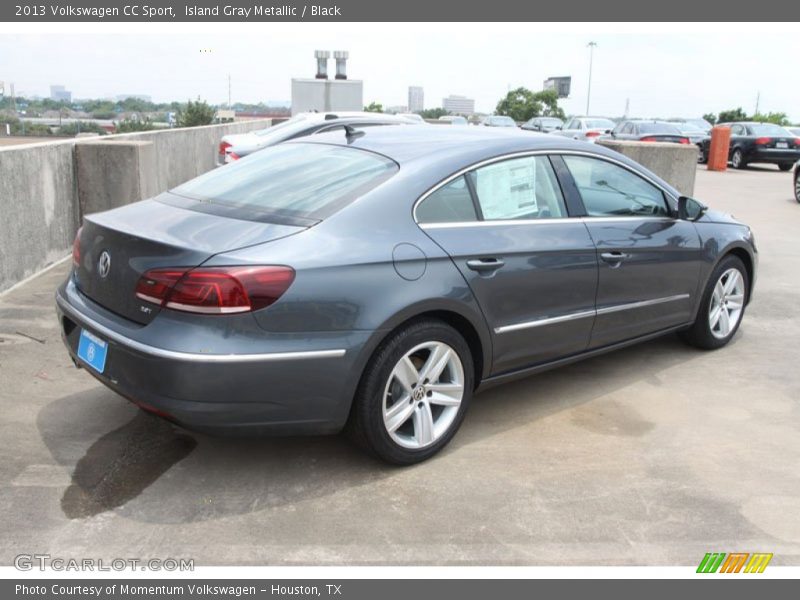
778,163,792,172
731,148,747,170
348,319,474,465
679,255,748,350
795,171,800,203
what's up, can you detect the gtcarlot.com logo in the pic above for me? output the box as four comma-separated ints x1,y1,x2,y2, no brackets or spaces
14,554,194,571
697,552,773,573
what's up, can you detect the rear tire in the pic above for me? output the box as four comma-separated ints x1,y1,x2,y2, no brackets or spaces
679,255,748,350
731,148,747,170
348,319,474,465
778,163,792,172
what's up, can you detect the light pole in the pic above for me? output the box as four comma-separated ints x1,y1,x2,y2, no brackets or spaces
586,41,597,115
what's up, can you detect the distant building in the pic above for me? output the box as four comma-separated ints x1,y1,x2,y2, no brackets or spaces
50,85,72,103
442,94,474,115
291,50,362,116
386,105,409,114
408,86,424,113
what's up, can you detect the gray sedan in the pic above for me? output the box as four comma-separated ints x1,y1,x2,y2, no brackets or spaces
57,126,757,464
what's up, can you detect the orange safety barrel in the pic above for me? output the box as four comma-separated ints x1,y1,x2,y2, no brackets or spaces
707,126,731,171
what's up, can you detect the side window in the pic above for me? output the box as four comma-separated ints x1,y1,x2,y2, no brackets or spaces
469,156,567,220
416,176,478,224
566,119,577,130
730,124,743,136
621,122,634,134
562,155,670,217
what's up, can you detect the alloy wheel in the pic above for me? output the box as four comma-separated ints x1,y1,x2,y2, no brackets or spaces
731,150,742,169
708,268,745,339
382,341,464,449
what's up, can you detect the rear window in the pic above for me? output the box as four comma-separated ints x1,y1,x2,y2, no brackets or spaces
749,124,792,137
172,143,398,224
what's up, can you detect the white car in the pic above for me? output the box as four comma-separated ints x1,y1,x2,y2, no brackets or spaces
551,116,615,142
217,112,419,165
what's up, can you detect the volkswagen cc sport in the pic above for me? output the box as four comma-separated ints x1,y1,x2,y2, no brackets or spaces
57,126,757,464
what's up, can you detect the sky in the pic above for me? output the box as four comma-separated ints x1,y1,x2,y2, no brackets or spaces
1,23,798,121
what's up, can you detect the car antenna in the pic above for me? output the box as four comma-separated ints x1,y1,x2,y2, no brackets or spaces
344,125,365,142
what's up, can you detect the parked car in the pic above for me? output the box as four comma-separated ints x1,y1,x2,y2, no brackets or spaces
58,126,757,464
794,160,800,203
438,115,469,126
218,112,418,164
699,122,800,170
668,118,713,134
551,116,615,142
606,120,691,144
521,116,564,133
481,115,517,128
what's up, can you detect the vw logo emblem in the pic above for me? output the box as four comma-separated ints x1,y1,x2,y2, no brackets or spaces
97,251,111,279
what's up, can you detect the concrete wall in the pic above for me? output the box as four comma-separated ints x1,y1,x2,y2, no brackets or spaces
596,139,697,196
0,120,272,294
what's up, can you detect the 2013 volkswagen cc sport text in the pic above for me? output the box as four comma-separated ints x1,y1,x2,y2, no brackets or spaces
56,126,757,464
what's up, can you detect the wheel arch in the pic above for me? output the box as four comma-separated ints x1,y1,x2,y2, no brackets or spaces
723,246,755,304
355,301,492,395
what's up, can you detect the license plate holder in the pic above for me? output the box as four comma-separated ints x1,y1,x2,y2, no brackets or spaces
776,142,788,149
77,329,108,373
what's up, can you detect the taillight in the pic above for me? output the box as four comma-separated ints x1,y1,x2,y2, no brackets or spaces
135,266,295,314
754,137,771,145
72,226,83,267
640,136,658,142
218,140,231,155
794,138,800,147
227,151,240,161
678,137,690,144
585,131,602,138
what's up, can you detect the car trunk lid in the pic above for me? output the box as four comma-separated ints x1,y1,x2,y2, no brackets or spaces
74,194,306,325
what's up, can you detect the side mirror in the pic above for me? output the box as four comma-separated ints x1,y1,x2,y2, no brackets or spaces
678,196,707,221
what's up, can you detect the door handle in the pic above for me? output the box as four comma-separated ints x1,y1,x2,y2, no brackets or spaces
600,251,631,264
466,258,505,273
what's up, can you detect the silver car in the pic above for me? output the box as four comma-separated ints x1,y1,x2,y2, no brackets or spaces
552,117,615,142
218,112,418,164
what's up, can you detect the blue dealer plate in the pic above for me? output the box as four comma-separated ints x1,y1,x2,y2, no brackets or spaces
77,329,108,373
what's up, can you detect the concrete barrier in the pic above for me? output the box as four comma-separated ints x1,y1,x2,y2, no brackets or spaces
596,139,697,196
0,120,272,294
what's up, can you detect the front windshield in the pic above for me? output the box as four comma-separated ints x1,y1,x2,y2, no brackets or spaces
253,116,315,139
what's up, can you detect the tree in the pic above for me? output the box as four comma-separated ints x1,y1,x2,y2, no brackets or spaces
750,112,790,126
702,113,717,126
495,87,566,122
364,101,384,113
58,121,106,136
717,107,748,124
114,118,156,133
534,89,566,119
177,98,215,127
419,107,448,120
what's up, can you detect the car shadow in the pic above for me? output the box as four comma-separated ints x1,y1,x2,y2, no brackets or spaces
38,333,704,523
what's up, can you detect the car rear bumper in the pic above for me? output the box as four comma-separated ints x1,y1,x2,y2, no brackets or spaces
746,148,800,164
55,277,371,436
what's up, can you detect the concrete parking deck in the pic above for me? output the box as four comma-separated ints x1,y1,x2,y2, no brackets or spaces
1,166,798,566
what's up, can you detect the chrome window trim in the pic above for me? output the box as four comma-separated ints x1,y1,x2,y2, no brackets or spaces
413,149,678,226
494,293,690,335
56,292,346,363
